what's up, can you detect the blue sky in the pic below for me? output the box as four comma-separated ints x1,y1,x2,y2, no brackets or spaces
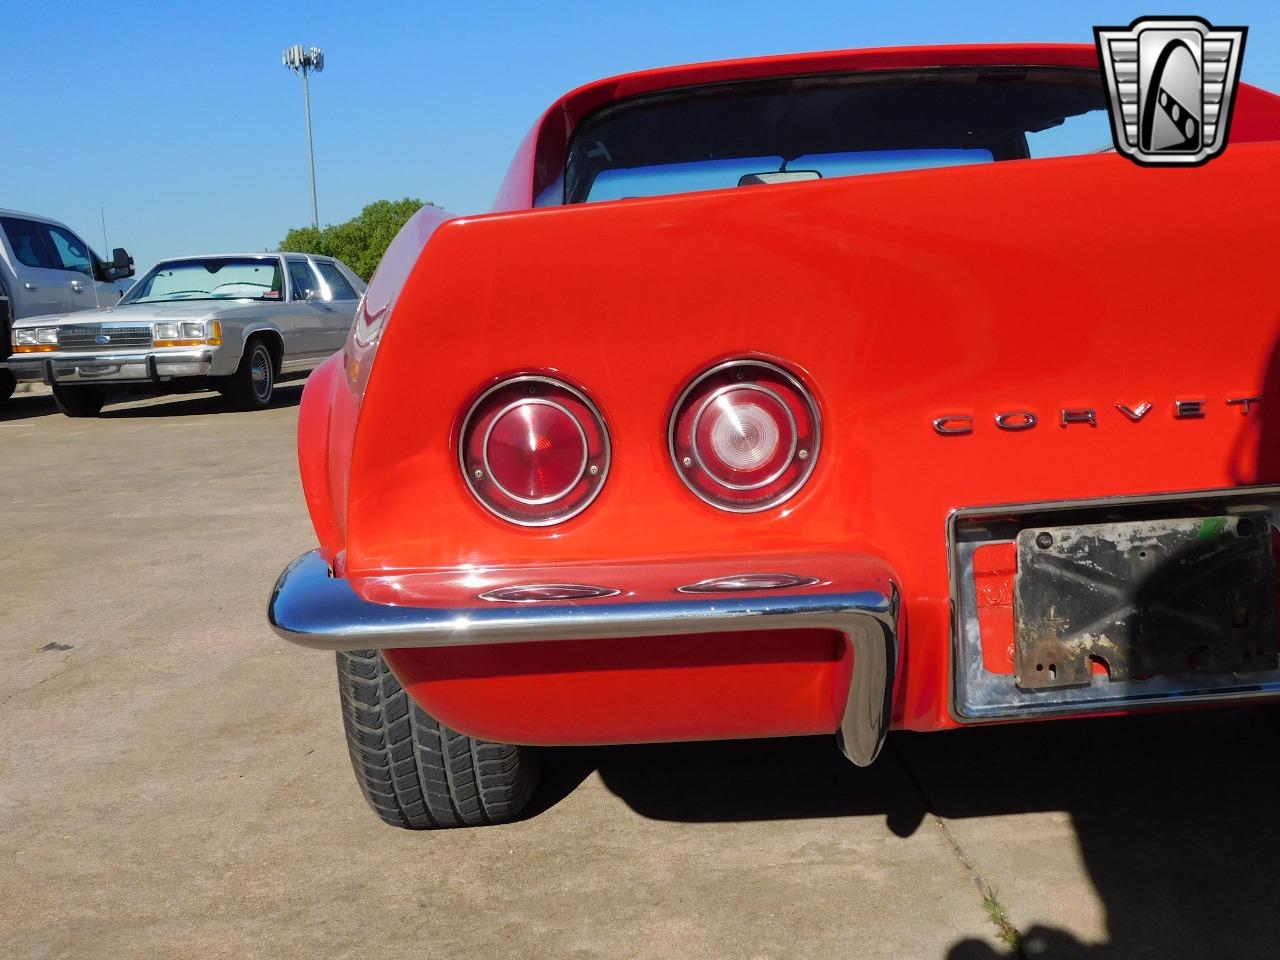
6,1,1277,271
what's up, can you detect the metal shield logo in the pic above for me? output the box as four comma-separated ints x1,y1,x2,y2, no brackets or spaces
1095,16,1247,166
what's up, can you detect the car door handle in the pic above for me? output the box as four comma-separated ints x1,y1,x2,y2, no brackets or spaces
69,280,84,292
23,282,36,291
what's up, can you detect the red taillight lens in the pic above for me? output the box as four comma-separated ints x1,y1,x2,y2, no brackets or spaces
486,400,585,502
460,376,609,526
670,359,820,512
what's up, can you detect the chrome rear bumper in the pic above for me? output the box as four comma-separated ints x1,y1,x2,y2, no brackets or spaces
268,549,900,766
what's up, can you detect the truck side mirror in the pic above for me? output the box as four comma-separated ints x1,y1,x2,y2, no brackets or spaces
111,248,135,278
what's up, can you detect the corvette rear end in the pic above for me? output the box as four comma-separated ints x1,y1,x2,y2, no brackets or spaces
268,44,1280,828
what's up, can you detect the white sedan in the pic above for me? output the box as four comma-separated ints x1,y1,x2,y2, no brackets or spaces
6,252,365,416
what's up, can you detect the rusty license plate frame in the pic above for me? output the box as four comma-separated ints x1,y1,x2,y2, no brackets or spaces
1014,512,1278,690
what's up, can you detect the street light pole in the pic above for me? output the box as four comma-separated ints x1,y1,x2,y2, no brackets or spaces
282,45,325,229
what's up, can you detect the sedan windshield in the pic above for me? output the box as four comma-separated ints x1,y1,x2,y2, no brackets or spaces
123,257,284,304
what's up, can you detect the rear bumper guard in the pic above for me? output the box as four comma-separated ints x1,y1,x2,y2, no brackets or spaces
268,549,900,766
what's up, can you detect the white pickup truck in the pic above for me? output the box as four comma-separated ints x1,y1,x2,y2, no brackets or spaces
0,208,134,404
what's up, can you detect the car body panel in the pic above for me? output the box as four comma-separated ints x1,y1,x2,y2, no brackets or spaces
274,44,1280,750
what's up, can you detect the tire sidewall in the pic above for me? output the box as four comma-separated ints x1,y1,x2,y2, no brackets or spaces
248,342,274,406
224,338,275,410
51,384,106,417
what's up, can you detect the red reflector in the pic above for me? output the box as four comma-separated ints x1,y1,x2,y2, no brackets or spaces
460,376,609,526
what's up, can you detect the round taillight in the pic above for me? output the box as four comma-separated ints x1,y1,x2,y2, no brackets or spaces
669,359,820,512
460,375,609,526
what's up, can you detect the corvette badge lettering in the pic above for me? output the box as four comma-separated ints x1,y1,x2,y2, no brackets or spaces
933,397,1262,435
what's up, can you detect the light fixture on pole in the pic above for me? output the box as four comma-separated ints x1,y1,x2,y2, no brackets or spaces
282,44,324,228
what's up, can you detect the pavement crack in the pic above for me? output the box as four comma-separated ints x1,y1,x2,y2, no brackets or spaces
889,739,1027,957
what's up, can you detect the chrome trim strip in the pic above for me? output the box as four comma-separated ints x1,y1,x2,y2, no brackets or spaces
269,550,899,766
7,348,212,365
676,573,823,593
948,485,1280,722
478,583,621,603
7,349,214,383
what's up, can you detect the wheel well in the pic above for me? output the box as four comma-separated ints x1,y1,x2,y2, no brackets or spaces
246,331,283,374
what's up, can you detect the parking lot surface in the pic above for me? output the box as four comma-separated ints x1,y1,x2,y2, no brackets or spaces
4,385,1280,959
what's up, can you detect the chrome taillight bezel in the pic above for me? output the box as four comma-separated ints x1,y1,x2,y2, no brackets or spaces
668,358,821,513
459,374,610,527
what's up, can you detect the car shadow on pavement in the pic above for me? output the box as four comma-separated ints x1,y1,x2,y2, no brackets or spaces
98,381,305,418
0,391,60,422
571,707,1280,959
557,733,927,826
925,708,1280,959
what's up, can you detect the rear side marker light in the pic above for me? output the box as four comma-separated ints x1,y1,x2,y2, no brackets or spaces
669,359,820,512
460,375,610,526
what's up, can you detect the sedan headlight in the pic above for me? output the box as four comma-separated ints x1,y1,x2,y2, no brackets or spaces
153,320,222,347
12,326,59,353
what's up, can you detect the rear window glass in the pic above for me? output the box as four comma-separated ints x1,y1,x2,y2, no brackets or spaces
563,68,1107,204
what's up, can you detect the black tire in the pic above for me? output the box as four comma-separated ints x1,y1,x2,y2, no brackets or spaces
336,649,538,829
0,295,12,406
51,384,106,417
221,338,275,410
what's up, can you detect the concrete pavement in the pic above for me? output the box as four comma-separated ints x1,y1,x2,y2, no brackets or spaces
2,384,1277,959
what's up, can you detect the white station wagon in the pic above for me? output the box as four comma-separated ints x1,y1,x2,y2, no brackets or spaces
7,252,365,416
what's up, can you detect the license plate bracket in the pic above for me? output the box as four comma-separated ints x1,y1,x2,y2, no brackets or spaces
1014,513,1277,690
75,364,119,377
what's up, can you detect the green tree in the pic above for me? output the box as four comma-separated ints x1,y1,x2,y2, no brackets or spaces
278,198,431,281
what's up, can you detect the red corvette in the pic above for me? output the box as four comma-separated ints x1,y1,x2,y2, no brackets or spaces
269,43,1280,828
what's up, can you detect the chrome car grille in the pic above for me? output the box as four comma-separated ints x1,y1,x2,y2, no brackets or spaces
56,325,153,350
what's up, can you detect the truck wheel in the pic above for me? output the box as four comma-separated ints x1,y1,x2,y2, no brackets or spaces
0,369,14,405
51,384,106,417
336,649,538,829
221,338,275,410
